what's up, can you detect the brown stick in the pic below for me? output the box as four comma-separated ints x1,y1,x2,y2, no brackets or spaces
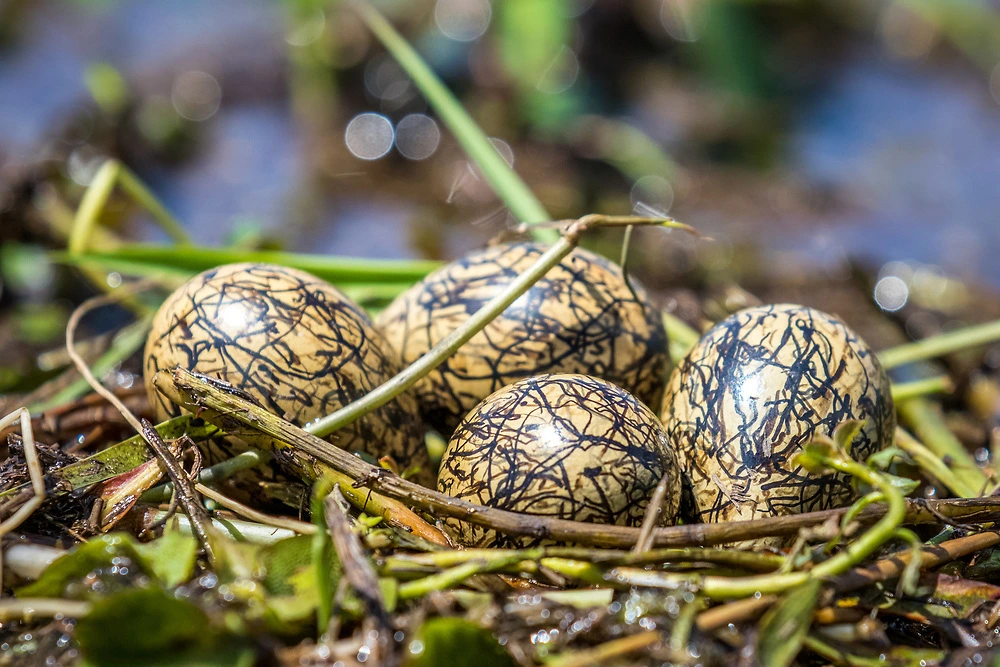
831,530,1000,593
696,531,1000,632
325,486,395,665
157,369,1000,549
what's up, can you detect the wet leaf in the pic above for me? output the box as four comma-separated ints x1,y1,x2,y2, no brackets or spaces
259,535,319,596
76,587,254,667
757,578,822,667
17,532,197,599
135,524,199,588
405,617,515,667
248,534,342,631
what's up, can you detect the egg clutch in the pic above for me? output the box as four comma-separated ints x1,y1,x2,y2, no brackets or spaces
144,245,894,548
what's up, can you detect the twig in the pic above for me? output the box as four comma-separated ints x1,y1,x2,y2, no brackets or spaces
831,529,1000,593
64,285,218,564
697,530,1000,632
696,595,778,632
633,473,674,554
325,485,394,665
546,631,663,667
305,215,690,439
195,484,316,535
536,449,908,599
139,419,216,564
0,408,44,595
158,369,1000,549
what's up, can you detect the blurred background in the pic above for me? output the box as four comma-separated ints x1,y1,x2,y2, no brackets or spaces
2,0,1000,386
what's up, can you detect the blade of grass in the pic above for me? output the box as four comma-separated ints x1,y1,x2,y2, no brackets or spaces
27,314,153,413
68,160,191,255
878,318,1000,369
55,245,440,285
352,1,558,242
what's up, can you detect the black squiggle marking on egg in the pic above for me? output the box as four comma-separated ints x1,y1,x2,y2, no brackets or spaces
143,263,432,486
438,374,681,548
375,243,669,436
661,303,895,526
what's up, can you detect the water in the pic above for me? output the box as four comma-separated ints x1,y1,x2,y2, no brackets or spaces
1,1,998,288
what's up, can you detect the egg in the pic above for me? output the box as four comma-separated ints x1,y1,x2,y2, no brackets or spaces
375,242,669,436
661,303,895,526
143,262,433,486
437,374,681,547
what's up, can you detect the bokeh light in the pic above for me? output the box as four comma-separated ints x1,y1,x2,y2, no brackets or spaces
874,276,909,312
630,175,674,217
171,70,221,122
660,0,706,43
396,114,441,160
345,112,395,160
434,0,492,42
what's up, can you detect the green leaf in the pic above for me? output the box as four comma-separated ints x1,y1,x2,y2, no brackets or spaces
405,617,516,667
76,587,254,667
311,476,337,631
757,578,822,667
832,419,866,454
135,524,199,588
17,532,198,599
0,416,218,503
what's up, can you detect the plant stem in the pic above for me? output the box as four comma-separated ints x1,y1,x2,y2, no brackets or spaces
546,631,663,667
60,244,440,284
397,553,529,599
542,451,907,600
889,375,953,402
662,311,701,364
68,160,121,255
384,546,782,576
878,318,1000,369
896,397,988,495
306,215,680,438
0,598,91,620
159,368,994,551
895,427,980,498
352,1,557,241
141,449,271,503
69,160,190,255
115,165,191,246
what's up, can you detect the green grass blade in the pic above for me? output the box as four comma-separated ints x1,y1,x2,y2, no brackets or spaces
28,314,153,413
54,244,441,285
353,1,559,242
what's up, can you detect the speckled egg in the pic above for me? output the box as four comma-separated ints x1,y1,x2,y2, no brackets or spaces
661,303,895,526
437,374,681,547
375,243,669,436
143,262,433,486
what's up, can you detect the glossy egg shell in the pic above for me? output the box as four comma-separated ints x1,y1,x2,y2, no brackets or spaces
143,262,433,486
661,303,895,525
438,374,681,547
375,242,669,436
